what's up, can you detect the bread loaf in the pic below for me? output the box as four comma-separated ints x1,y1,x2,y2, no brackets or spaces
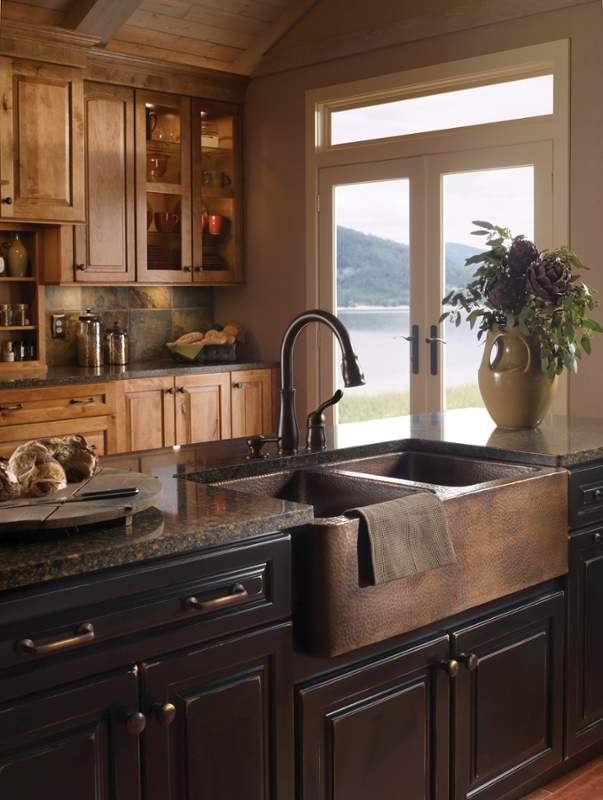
0,459,20,502
41,435,98,483
8,441,51,491
27,453,67,497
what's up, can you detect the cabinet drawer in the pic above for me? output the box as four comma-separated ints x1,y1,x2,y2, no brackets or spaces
0,383,115,427
570,462,603,528
0,537,290,677
0,417,114,457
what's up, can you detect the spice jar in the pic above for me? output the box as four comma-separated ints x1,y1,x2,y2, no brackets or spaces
2,341,14,362
13,304,29,326
0,304,12,327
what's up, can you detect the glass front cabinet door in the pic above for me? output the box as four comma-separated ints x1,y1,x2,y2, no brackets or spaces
192,99,243,284
136,91,192,282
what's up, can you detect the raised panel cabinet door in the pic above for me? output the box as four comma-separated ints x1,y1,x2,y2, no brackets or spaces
452,592,564,800
0,58,85,222
299,636,450,800
175,372,231,445
74,83,135,282
0,669,141,800
141,623,293,800
231,369,273,439
566,530,603,757
120,377,176,452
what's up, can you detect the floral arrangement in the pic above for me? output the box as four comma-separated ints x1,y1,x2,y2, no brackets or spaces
441,221,602,375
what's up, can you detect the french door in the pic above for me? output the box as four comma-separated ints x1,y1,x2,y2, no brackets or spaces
317,141,554,423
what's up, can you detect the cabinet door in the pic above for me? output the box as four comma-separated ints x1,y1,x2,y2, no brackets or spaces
175,372,231,445
0,58,85,222
299,636,450,800
566,529,603,757
136,90,192,283
74,83,135,282
141,623,293,800
231,369,273,439
0,669,141,800
119,377,175,452
452,593,564,800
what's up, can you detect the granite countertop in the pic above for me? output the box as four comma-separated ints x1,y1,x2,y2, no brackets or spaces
0,359,279,389
2,408,603,594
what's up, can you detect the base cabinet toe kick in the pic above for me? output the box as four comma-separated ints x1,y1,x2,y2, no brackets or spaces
1,460,602,800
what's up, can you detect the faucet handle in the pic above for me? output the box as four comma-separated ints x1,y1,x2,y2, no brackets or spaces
246,435,282,460
306,389,343,451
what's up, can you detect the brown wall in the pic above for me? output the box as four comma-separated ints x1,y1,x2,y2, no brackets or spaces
215,0,603,418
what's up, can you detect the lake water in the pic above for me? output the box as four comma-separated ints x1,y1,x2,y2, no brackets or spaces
338,307,484,396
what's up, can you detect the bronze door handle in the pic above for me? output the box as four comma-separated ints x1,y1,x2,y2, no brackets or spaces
16,622,95,656
426,325,446,376
402,324,420,375
0,402,23,411
183,583,248,613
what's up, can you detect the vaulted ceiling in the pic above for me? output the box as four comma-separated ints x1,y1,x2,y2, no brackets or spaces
1,0,318,74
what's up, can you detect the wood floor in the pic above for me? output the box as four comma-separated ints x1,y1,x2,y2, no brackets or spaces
521,756,603,798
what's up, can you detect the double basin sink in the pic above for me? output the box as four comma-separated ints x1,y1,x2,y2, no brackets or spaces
216,449,568,656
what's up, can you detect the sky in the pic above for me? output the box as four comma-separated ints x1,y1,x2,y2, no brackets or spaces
331,75,547,246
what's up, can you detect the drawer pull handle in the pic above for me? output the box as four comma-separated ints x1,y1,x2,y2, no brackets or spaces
70,397,95,405
16,622,95,657
184,583,248,613
0,402,23,411
153,702,177,726
459,652,479,671
126,712,147,736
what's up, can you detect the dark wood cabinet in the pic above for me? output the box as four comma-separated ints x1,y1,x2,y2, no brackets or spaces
566,528,603,757
0,669,141,800
298,635,450,800
451,592,564,800
141,623,293,800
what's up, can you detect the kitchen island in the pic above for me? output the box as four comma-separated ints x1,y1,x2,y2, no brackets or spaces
1,409,603,800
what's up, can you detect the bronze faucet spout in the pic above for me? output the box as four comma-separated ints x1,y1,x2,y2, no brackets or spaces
278,309,365,454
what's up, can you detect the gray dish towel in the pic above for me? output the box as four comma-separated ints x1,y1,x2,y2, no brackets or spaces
347,492,456,585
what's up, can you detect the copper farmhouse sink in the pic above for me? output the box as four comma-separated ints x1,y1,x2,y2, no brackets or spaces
217,454,568,657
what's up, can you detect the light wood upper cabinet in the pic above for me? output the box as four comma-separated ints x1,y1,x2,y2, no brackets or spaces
73,83,135,282
231,369,273,439
116,377,176,453
175,373,231,445
135,90,192,284
0,59,85,223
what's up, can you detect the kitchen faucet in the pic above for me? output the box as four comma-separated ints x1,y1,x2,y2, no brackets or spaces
278,309,365,454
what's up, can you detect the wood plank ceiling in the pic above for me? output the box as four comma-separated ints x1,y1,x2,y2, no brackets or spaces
1,0,319,74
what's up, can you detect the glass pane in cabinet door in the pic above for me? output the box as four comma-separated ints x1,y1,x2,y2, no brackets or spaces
199,110,235,271
146,192,182,272
146,103,181,185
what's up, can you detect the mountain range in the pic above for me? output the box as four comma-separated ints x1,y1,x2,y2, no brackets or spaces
336,225,480,307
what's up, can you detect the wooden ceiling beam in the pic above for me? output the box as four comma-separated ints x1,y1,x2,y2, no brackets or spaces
63,0,146,44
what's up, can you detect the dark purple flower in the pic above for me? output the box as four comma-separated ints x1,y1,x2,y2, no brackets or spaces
508,237,539,277
487,277,526,312
527,256,571,302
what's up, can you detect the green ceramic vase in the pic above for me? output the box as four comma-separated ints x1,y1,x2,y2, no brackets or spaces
478,327,558,429
6,233,29,277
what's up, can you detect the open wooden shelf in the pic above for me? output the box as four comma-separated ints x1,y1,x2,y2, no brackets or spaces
0,326,36,332
0,277,36,283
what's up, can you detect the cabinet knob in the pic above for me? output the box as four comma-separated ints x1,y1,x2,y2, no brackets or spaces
2,197,13,205
166,387,176,396
595,489,603,500
441,659,459,678
594,532,602,544
194,266,204,272
76,263,87,271
178,386,187,393
233,382,243,389
125,712,146,736
153,702,176,727
183,266,193,273
459,652,479,671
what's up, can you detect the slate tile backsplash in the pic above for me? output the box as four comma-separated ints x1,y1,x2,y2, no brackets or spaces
45,286,213,366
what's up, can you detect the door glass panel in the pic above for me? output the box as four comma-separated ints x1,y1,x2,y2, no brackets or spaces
146,103,181,183
442,166,534,410
334,179,410,425
146,192,182,271
198,108,235,272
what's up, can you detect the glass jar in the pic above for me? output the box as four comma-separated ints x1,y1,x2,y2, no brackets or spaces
0,304,12,327
13,304,29,326
2,341,14,362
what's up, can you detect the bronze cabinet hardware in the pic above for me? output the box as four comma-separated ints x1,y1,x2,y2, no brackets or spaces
125,712,147,736
459,652,479,671
69,397,95,405
402,324,420,375
16,622,95,657
183,266,193,272
152,702,177,726
178,386,187,393
247,435,282,459
594,532,602,544
441,659,459,678
183,583,248,613
166,387,176,395
76,263,87,271
194,266,204,272
0,402,23,411
233,382,243,389
2,197,13,205
425,325,447,376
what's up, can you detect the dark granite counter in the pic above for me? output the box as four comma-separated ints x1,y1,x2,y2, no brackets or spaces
2,408,602,594
0,359,278,390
